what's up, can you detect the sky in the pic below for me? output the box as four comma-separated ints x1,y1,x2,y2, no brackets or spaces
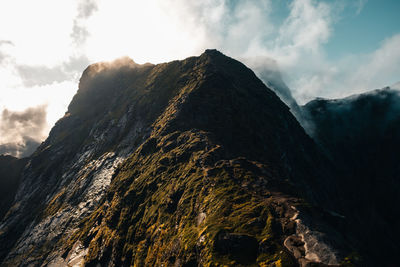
0,0,399,157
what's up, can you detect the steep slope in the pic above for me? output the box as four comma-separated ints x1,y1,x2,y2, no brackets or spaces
303,88,400,265
0,50,351,266
248,58,302,120
57,50,350,267
0,57,157,265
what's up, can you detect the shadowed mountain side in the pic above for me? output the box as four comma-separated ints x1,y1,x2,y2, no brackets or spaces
247,58,302,118
0,155,28,220
303,88,400,265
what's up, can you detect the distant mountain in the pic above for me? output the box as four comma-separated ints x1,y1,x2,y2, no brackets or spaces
0,50,399,266
303,88,400,264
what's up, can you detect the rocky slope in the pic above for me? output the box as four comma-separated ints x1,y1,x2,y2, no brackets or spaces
0,50,366,266
303,88,400,265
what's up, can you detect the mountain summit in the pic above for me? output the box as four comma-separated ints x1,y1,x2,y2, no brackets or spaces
0,50,398,266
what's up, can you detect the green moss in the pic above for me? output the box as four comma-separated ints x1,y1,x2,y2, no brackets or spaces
61,129,299,266
56,52,325,266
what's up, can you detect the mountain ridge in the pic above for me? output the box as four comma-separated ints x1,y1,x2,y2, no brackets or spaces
1,50,398,266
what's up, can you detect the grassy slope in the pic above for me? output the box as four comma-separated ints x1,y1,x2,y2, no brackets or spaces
60,51,343,266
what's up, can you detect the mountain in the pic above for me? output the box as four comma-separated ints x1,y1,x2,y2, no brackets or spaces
302,88,400,265
2,50,399,266
0,50,354,266
245,57,302,120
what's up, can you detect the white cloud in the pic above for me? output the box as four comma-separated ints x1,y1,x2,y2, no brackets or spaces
71,0,99,46
252,0,335,103
350,34,400,90
291,33,400,103
0,0,77,66
275,0,331,59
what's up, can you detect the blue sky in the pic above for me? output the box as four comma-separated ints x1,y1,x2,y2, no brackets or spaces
0,0,399,156
325,0,400,59
264,0,400,59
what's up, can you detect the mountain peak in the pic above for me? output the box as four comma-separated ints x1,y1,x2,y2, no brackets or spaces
2,51,390,266
202,48,224,57
203,49,223,55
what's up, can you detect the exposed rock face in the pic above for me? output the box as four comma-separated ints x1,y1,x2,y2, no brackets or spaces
0,58,155,266
303,88,400,265
0,50,373,266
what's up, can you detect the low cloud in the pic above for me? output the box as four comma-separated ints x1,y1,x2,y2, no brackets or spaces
0,137,40,159
16,65,71,87
350,34,400,91
292,33,400,103
16,55,90,87
0,105,47,158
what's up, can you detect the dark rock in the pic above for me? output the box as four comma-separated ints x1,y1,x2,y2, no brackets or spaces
214,231,259,264
303,88,400,265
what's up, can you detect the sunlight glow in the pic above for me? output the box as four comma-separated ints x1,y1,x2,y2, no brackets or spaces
84,0,207,63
